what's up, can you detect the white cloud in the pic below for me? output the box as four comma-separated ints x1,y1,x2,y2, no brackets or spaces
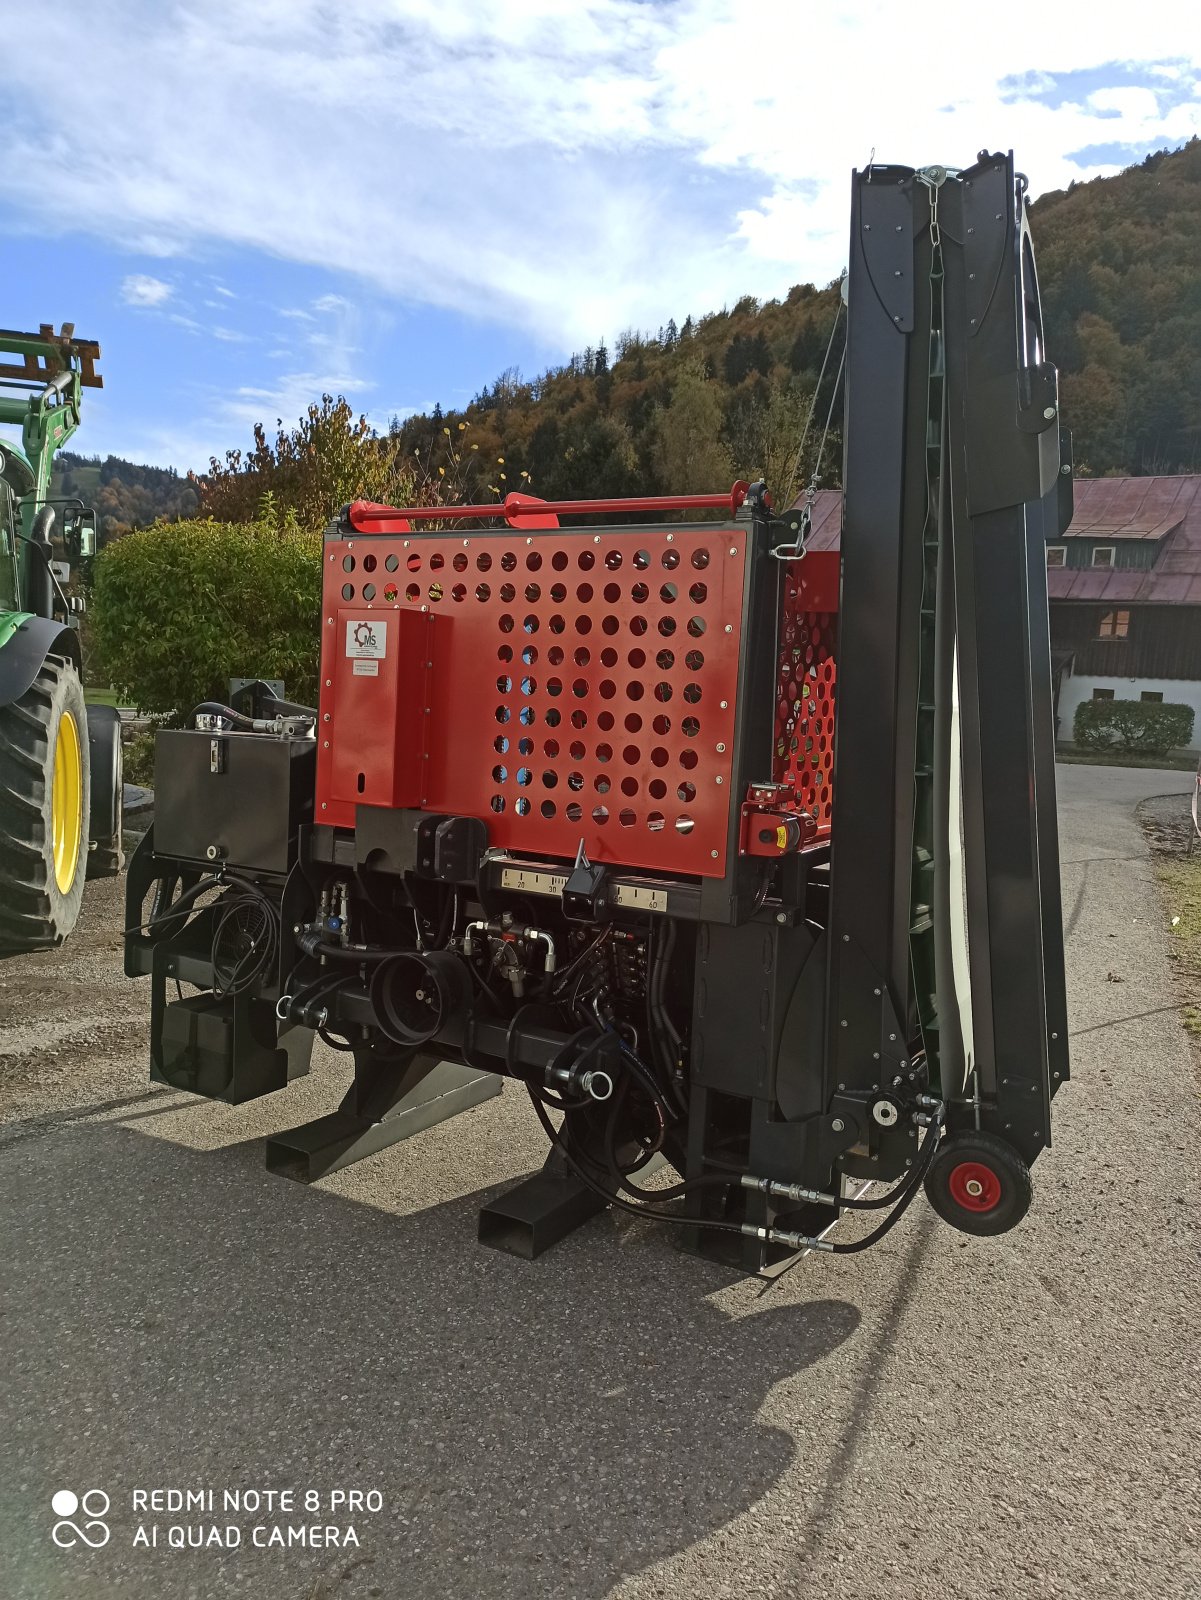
8,4,1200,351
120,272,173,308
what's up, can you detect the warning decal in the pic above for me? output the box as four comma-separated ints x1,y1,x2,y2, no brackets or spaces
345,618,387,660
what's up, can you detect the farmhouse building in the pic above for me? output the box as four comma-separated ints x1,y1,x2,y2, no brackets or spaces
800,474,1201,753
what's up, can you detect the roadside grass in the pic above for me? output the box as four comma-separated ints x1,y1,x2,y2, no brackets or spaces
1057,745,1198,771
1158,854,1201,1037
84,687,122,708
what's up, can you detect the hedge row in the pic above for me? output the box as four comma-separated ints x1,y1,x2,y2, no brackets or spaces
1073,697,1195,756
91,517,322,717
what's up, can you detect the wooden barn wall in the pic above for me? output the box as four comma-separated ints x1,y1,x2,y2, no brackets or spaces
1049,604,1201,679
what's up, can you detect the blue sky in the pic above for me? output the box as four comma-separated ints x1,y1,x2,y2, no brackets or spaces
3,1,1199,473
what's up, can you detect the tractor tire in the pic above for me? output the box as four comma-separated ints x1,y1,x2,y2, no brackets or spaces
0,655,92,953
85,703,125,879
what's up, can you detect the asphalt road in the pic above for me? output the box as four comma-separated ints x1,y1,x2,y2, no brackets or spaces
1,764,1198,1600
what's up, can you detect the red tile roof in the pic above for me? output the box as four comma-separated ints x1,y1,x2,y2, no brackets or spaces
791,476,1201,605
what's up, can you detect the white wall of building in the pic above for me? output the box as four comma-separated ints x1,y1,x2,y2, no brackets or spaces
1057,672,1201,750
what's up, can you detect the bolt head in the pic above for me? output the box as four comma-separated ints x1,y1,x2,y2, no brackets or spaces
776,912,788,925
1043,405,1057,420
831,1118,846,1133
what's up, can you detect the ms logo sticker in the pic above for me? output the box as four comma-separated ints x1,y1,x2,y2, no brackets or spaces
346,618,388,678
51,1488,110,1549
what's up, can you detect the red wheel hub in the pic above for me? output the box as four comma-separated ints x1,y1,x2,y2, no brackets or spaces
947,1160,1002,1213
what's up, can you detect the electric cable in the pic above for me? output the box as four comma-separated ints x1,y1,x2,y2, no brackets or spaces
528,1081,943,1254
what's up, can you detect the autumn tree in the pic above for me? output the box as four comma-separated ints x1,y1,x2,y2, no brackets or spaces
201,394,415,531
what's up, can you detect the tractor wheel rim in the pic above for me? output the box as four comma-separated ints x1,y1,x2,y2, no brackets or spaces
947,1160,1002,1213
52,708,83,893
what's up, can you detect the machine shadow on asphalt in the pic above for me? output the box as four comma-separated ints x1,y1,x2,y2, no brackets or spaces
3,1114,862,1597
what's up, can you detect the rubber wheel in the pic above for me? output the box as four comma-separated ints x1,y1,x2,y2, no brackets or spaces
924,1130,1033,1237
85,703,125,879
0,655,92,952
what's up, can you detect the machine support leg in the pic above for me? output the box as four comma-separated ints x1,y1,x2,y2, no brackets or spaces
265,1047,500,1182
478,1146,610,1259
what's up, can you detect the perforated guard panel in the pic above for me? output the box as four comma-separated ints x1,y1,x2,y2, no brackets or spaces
317,524,749,877
773,552,839,835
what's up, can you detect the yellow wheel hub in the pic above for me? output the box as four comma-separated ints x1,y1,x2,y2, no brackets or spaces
52,708,83,893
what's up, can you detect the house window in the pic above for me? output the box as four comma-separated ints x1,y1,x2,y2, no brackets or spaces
1092,688,1115,700
1046,546,1066,567
1140,691,1163,703
1092,545,1115,568
1097,609,1130,639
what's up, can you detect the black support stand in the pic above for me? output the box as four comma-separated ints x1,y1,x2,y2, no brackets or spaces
266,1046,500,1182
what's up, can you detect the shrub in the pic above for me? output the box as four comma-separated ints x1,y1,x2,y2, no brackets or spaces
1073,697,1195,756
92,514,322,718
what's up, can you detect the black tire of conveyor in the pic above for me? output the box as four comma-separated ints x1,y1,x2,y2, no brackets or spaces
923,1129,1033,1238
0,655,91,953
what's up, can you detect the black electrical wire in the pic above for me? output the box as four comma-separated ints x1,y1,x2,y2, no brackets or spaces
810,1124,942,1254
525,1086,777,1241
190,701,258,728
550,924,613,996
124,873,221,936
528,1081,944,1253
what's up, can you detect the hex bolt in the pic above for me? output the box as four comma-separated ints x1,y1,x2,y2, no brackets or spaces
1043,406,1057,420
840,1019,848,1028
710,849,719,859
724,624,733,633
719,700,729,709
873,986,881,995
831,1118,846,1133
716,742,726,753
729,547,737,556
776,912,787,925
715,776,723,785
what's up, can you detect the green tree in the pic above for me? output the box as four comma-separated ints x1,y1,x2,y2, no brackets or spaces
653,364,731,493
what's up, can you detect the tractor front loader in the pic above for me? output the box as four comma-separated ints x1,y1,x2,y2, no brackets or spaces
125,154,1071,1273
0,324,123,953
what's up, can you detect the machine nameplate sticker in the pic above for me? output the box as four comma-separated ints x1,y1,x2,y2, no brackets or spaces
345,618,387,659
352,659,379,676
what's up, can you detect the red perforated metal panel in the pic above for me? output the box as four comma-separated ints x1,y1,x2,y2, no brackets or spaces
773,551,840,836
316,526,748,877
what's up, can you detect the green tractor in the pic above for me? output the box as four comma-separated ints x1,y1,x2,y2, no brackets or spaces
0,324,123,953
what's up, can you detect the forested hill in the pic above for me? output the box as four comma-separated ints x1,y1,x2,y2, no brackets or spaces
388,139,1201,497
49,451,200,537
65,139,1201,532
1033,139,1201,477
